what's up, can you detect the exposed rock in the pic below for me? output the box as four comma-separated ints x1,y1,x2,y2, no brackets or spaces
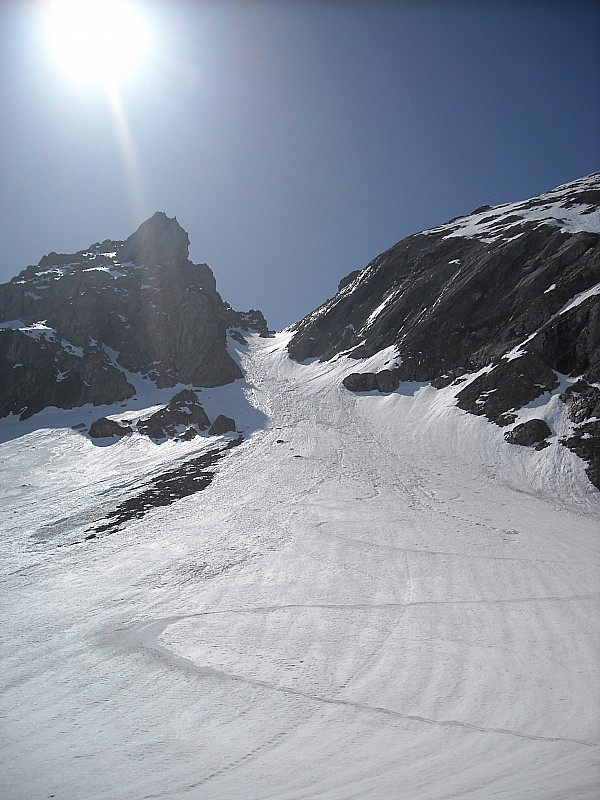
338,269,362,292
0,213,268,421
560,381,600,424
288,173,600,487
120,211,190,267
137,389,210,440
0,328,135,420
343,373,377,392
504,419,552,447
558,381,600,485
561,421,600,489
343,370,400,393
89,418,132,439
225,306,273,338
456,353,559,424
374,369,401,393
91,437,243,535
288,224,600,381
288,175,599,378
229,330,248,345
208,414,237,436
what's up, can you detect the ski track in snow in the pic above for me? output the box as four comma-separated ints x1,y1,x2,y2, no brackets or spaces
1,332,599,800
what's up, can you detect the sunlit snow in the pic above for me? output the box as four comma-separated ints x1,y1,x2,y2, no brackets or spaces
424,172,600,243
0,333,598,800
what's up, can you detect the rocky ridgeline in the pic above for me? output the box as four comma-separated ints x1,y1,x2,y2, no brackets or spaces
290,174,600,487
0,212,270,421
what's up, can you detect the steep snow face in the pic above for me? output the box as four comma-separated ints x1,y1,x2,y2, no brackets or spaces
1,333,598,800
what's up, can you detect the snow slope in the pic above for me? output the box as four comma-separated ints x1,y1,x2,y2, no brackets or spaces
1,333,599,800
423,172,600,242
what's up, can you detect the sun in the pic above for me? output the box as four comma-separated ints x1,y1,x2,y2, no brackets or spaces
45,0,152,88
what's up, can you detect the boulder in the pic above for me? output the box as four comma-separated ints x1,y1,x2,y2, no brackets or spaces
504,419,552,447
89,418,132,439
343,373,377,392
342,369,400,393
209,414,237,436
374,369,400,393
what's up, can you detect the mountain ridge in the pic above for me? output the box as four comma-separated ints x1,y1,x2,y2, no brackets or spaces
287,172,600,487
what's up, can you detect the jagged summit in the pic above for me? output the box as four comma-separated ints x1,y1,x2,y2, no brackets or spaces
32,211,191,277
0,215,269,420
121,211,190,267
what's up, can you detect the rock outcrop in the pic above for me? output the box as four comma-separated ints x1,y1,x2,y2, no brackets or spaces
136,389,211,440
288,173,600,487
0,213,268,421
504,419,552,447
89,390,238,443
89,417,132,439
0,328,135,420
343,370,400,393
455,353,560,425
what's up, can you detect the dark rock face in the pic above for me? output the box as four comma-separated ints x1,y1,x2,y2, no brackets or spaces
343,370,400,393
120,211,190,267
208,414,237,436
0,213,267,421
288,224,600,382
288,173,600,487
560,381,600,424
456,353,560,425
89,417,132,439
136,389,211,440
505,419,552,447
0,329,135,420
561,422,600,488
224,306,272,339
558,381,600,486
338,270,362,293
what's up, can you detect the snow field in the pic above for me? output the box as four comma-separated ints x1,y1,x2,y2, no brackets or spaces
0,332,598,799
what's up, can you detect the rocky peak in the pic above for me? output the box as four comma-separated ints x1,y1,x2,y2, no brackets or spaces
121,211,190,267
0,214,268,421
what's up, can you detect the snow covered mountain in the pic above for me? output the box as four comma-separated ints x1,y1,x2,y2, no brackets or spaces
289,173,600,487
1,178,599,800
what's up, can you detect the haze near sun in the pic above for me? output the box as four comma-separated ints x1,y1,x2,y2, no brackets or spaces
45,0,152,88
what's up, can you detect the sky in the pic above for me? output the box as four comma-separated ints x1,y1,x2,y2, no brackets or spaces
0,0,599,331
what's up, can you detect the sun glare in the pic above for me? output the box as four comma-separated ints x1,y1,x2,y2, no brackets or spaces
45,0,152,88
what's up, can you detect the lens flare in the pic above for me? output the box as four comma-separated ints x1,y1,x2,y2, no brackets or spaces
45,0,151,87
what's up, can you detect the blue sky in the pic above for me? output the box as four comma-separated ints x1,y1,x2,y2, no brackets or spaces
1,0,598,330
